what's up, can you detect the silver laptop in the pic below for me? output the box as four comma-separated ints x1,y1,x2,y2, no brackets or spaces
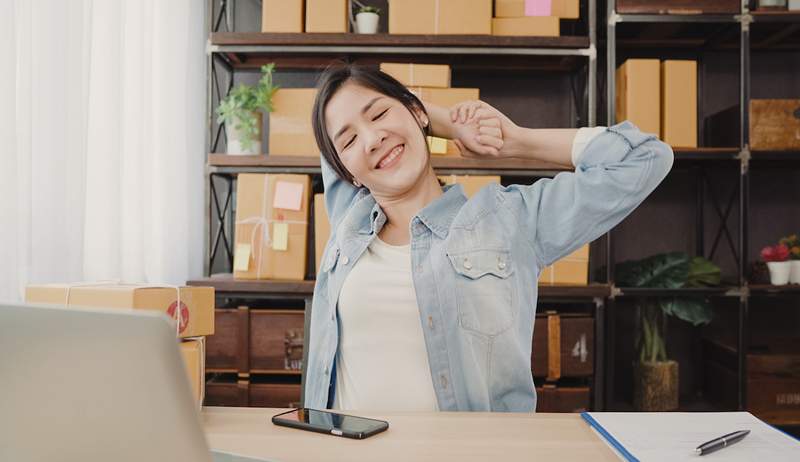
0,303,265,462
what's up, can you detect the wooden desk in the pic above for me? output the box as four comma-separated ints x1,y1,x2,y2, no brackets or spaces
202,407,619,462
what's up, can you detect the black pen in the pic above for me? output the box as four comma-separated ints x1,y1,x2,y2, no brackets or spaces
696,429,750,456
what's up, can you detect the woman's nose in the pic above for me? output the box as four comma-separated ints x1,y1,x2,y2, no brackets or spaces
364,131,386,155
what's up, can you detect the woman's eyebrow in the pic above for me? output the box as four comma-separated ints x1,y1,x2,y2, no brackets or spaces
333,96,385,142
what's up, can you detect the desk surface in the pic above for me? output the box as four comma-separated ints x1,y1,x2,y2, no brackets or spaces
202,407,619,462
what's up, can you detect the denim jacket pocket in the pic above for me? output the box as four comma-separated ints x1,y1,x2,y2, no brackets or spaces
447,249,516,336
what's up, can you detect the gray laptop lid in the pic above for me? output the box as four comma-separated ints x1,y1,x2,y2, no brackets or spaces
0,303,213,462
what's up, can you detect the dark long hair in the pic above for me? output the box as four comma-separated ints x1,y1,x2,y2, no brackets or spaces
312,63,431,184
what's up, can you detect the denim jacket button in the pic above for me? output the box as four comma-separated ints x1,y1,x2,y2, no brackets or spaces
341,255,350,265
497,259,507,270
463,258,472,270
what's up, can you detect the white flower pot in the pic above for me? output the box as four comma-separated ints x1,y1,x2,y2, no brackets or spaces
226,112,263,155
356,12,379,34
790,260,800,284
767,261,792,285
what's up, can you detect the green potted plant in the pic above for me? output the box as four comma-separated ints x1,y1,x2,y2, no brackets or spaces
615,252,721,411
216,63,278,155
355,5,380,34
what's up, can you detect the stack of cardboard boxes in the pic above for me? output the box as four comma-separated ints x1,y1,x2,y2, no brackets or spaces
492,0,579,37
25,284,215,408
616,58,698,148
261,0,348,33
388,0,493,35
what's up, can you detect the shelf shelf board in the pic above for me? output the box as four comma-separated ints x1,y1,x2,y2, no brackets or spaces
673,147,741,161
205,368,302,376
748,284,800,295
615,286,741,297
751,11,800,23
207,153,573,176
614,13,741,24
749,150,800,162
190,274,610,299
208,32,592,71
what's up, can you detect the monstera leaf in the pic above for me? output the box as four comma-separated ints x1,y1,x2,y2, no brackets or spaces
616,252,690,289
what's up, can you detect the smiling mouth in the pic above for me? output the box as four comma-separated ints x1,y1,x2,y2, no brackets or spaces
376,144,405,170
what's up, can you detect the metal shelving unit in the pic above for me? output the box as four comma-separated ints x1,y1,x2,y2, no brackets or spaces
604,1,800,419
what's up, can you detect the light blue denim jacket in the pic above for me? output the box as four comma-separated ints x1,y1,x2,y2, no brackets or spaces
305,121,674,412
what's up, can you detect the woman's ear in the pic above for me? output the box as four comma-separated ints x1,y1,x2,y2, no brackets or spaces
412,105,429,128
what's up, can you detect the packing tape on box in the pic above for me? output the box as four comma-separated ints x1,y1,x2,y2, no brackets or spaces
63,281,185,337
235,175,307,279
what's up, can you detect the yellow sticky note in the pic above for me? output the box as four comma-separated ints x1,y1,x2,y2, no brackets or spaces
272,223,289,251
427,136,448,154
234,243,251,271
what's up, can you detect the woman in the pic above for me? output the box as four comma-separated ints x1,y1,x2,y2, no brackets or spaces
305,65,673,413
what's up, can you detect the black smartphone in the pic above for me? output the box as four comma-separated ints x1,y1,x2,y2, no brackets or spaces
271,408,389,439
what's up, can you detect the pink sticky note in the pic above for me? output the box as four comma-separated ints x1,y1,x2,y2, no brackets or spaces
273,181,304,211
525,0,552,16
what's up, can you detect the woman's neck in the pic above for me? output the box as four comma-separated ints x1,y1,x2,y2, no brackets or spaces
374,170,443,246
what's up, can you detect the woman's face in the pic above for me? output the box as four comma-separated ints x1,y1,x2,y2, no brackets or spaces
324,82,431,197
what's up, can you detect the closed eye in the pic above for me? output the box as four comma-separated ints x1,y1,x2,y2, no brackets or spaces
343,134,356,150
372,108,389,121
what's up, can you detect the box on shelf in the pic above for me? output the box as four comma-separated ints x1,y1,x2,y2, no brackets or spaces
388,0,492,35
314,193,331,274
427,136,461,156
25,284,215,338
661,60,697,148
491,16,560,37
261,0,304,33
179,337,206,408
538,244,589,286
616,59,661,137
615,0,740,14
532,312,594,379
305,0,348,33
705,99,800,150
380,63,452,88
408,87,480,108
269,88,318,157
703,337,800,424
438,175,500,198
233,173,311,280
535,384,591,412
206,307,249,373
494,0,580,19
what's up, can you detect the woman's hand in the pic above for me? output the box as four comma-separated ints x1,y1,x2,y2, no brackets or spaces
449,100,521,158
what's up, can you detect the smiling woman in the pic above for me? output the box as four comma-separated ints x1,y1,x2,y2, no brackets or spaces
305,64,674,413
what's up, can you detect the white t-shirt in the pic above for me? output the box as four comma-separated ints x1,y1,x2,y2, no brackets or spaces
332,237,439,412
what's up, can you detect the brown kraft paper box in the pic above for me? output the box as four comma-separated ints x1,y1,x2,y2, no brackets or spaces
661,60,698,148
234,173,311,280
269,88,319,157
262,0,304,33
389,0,492,35
25,284,215,338
305,0,348,33
616,59,661,137
538,244,589,286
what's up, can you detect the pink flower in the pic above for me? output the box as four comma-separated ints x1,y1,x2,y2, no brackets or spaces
761,244,790,262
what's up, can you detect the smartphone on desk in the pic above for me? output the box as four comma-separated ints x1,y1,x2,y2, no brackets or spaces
272,408,389,440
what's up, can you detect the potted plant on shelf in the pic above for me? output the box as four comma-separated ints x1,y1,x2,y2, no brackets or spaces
216,63,278,155
779,234,800,284
615,252,721,411
762,240,792,285
354,5,380,34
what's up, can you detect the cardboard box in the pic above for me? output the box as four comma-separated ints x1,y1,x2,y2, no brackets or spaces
661,60,697,148
428,136,461,156
491,16,560,37
269,88,318,157
314,193,331,274
261,0,304,33
380,63,452,88
389,0,492,35
538,244,589,286
494,0,580,18
408,87,480,108
180,337,206,408
234,173,311,281
749,99,800,150
616,59,660,136
25,284,215,338
438,175,501,198
305,0,348,33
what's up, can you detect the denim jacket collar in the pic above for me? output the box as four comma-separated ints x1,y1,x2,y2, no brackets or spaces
354,184,467,239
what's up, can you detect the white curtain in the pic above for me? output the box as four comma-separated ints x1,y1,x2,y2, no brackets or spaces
1,0,206,302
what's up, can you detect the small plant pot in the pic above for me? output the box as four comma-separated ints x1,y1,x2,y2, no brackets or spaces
226,112,263,155
633,360,679,411
767,261,792,285
356,12,379,34
789,260,800,284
